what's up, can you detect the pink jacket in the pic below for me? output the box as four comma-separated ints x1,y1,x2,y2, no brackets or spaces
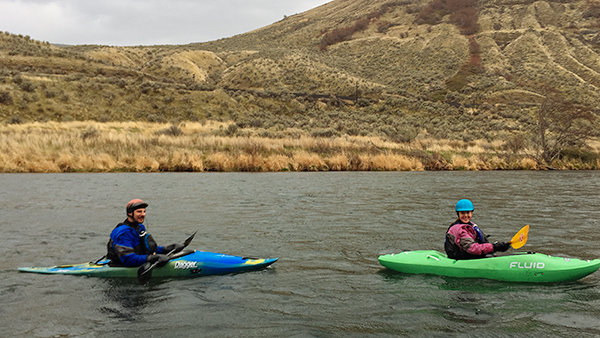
446,222,494,256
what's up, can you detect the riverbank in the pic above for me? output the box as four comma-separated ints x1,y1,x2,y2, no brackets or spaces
1,121,598,172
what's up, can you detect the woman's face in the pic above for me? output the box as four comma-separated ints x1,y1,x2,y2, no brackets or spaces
458,210,472,224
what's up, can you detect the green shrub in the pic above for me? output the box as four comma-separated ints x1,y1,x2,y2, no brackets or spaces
43,88,58,98
81,127,100,140
311,128,337,138
583,3,600,18
98,113,111,122
156,124,183,136
19,81,36,92
147,114,166,123
226,123,238,136
7,114,24,124
559,147,599,163
21,93,39,103
504,134,527,153
0,90,13,105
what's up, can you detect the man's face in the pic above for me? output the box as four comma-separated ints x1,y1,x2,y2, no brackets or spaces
130,208,146,223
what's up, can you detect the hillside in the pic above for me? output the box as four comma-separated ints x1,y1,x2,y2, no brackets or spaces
1,0,599,148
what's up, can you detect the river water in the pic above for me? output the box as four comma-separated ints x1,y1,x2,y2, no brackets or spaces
1,171,599,337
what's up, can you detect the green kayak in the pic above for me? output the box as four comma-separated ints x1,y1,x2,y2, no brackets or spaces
378,250,600,283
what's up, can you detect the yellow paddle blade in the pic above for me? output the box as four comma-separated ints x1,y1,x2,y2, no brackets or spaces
509,225,529,249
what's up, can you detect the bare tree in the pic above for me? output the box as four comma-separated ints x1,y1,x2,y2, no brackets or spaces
533,87,597,164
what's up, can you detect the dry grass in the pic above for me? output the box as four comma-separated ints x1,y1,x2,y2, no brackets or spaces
358,154,424,171
0,121,596,172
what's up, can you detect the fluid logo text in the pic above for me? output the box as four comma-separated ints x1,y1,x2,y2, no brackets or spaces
509,262,545,269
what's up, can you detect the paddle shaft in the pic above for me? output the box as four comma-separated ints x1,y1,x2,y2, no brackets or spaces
142,231,197,275
140,248,178,275
138,231,197,283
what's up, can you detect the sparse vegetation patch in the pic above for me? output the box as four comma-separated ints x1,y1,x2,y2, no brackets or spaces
319,1,409,51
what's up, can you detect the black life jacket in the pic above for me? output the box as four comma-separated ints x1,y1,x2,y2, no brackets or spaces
444,220,489,260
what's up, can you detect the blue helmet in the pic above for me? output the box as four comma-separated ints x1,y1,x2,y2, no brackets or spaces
455,199,474,212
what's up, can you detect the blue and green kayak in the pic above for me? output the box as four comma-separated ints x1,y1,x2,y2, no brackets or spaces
18,250,278,278
378,250,600,282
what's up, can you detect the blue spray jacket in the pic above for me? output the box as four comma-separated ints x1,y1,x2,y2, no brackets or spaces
106,219,165,267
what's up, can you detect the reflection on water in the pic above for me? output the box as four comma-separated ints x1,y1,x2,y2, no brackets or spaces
1,171,600,337
100,279,151,322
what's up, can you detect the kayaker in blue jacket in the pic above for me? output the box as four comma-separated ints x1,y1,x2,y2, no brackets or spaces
444,199,510,260
106,199,184,267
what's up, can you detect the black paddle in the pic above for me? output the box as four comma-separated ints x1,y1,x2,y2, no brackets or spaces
137,231,197,284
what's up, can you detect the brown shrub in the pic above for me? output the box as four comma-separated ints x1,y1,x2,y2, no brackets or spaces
264,154,291,171
319,2,408,50
319,18,371,51
236,153,265,171
326,154,350,171
451,7,480,35
205,152,234,171
416,0,480,35
293,151,327,171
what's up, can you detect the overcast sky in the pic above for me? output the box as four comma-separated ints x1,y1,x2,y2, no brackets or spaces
1,0,331,46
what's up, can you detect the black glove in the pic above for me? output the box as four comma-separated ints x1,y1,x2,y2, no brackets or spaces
147,253,170,267
493,241,510,252
164,243,185,254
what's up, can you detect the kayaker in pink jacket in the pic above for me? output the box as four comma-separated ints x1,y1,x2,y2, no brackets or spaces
444,199,510,260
